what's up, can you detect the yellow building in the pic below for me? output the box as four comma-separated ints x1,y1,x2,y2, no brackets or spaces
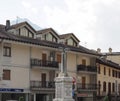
96,58,120,100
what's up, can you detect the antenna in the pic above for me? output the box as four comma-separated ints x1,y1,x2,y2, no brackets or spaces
84,41,87,47
16,16,19,24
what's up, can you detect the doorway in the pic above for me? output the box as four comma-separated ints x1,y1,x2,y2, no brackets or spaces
41,73,46,87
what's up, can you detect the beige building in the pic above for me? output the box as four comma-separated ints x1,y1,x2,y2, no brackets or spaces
0,20,99,101
96,58,120,100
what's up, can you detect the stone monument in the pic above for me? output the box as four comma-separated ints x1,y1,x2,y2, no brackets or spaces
53,48,74,101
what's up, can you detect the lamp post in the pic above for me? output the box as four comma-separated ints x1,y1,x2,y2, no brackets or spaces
53,47,74,101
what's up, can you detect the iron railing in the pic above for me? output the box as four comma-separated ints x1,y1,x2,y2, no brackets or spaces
77,83,99,90
77,65,97,72
30,81,55,88
31,58,59,69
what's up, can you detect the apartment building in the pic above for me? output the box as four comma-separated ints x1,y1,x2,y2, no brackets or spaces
0,20,99,101
96,58,120,100
103,48,120,65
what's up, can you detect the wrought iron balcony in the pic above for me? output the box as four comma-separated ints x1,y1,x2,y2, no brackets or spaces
77,65,97,72
30,81,55,89
77,83,99,91
31,58,59,69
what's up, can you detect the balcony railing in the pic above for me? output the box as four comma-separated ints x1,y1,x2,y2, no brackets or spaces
31,59,59,69
30,81,55,89
77,65,97,72
77,83,99,91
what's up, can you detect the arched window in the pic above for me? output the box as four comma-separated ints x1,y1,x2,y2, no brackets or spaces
103,81,106,92
98,81,101,95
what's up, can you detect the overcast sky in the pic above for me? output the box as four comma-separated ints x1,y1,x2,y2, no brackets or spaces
0,0,120,52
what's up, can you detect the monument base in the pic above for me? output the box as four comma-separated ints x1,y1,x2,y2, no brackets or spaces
53,72,74,101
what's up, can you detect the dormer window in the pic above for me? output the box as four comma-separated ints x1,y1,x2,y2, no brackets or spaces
21,27,28,37
29,32,33,38
53,37,57,42
18,27,34,38
59,33,80,47
43,32,58,42
67,38,77,46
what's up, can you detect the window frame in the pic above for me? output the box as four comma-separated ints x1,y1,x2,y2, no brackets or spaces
104,67,106,75
109,68,111,76
3,46,11,57
103,81,106,92
3,69,11,80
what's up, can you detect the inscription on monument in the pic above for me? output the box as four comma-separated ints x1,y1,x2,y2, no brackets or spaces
64,84,72,98
56,83,62,98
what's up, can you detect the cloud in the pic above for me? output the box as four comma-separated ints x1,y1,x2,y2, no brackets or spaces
22,1,31,8
21,1,38,14
43,0,97,46
41,0,120,51
2,0,120,51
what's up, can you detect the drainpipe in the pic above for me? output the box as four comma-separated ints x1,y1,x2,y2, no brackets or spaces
115,80,117,101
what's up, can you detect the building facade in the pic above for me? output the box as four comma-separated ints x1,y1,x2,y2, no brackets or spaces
96,58,120,101
0,20,100,101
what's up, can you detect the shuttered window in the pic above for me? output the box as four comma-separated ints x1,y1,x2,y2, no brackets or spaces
3,70,11,80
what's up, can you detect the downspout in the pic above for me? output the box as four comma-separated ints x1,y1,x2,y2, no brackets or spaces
29,46,32,101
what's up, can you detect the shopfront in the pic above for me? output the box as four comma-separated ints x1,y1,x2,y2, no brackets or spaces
0,88,29,101
77,91,96,101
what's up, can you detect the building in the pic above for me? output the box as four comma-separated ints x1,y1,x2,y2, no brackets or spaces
0,20,100,101
96,58,120,100
103,48,120,65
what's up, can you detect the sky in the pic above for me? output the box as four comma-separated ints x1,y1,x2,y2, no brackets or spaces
0,0,120,52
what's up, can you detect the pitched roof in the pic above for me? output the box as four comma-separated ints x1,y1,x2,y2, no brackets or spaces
10,22,36,32
96,58,120,69
59,33,80,42
37,28,52,34
102,52,120,56
0,29,99,56
0,24,5,30
37,28,60,38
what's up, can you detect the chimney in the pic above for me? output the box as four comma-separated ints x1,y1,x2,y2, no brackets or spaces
109,47,112,53
6,20,10,30
97,48,101,53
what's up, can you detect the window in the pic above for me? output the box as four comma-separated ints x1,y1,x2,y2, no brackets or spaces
112,83,115,92
56,73,58,77
21,27,28,37
116,71,118,78
98,81,101,95
29,32,33,38
114,71,117,78
104,67,106,75
82,59,86,65
98,65,100,74
103,81,106,92
3,70,11,80
112,70,114,77
96,63,100,74
109,68,111,76
3,46,11,57
52,37,57,42
57,54,61,63
119,72,120,78
108,82,111,93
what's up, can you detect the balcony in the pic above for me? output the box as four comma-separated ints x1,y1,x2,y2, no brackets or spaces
30,81,55,89
77,83,99,91
31,58,59,69
77,65,97,73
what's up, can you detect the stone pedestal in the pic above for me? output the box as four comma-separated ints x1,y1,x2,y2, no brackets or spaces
53,73,74,101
